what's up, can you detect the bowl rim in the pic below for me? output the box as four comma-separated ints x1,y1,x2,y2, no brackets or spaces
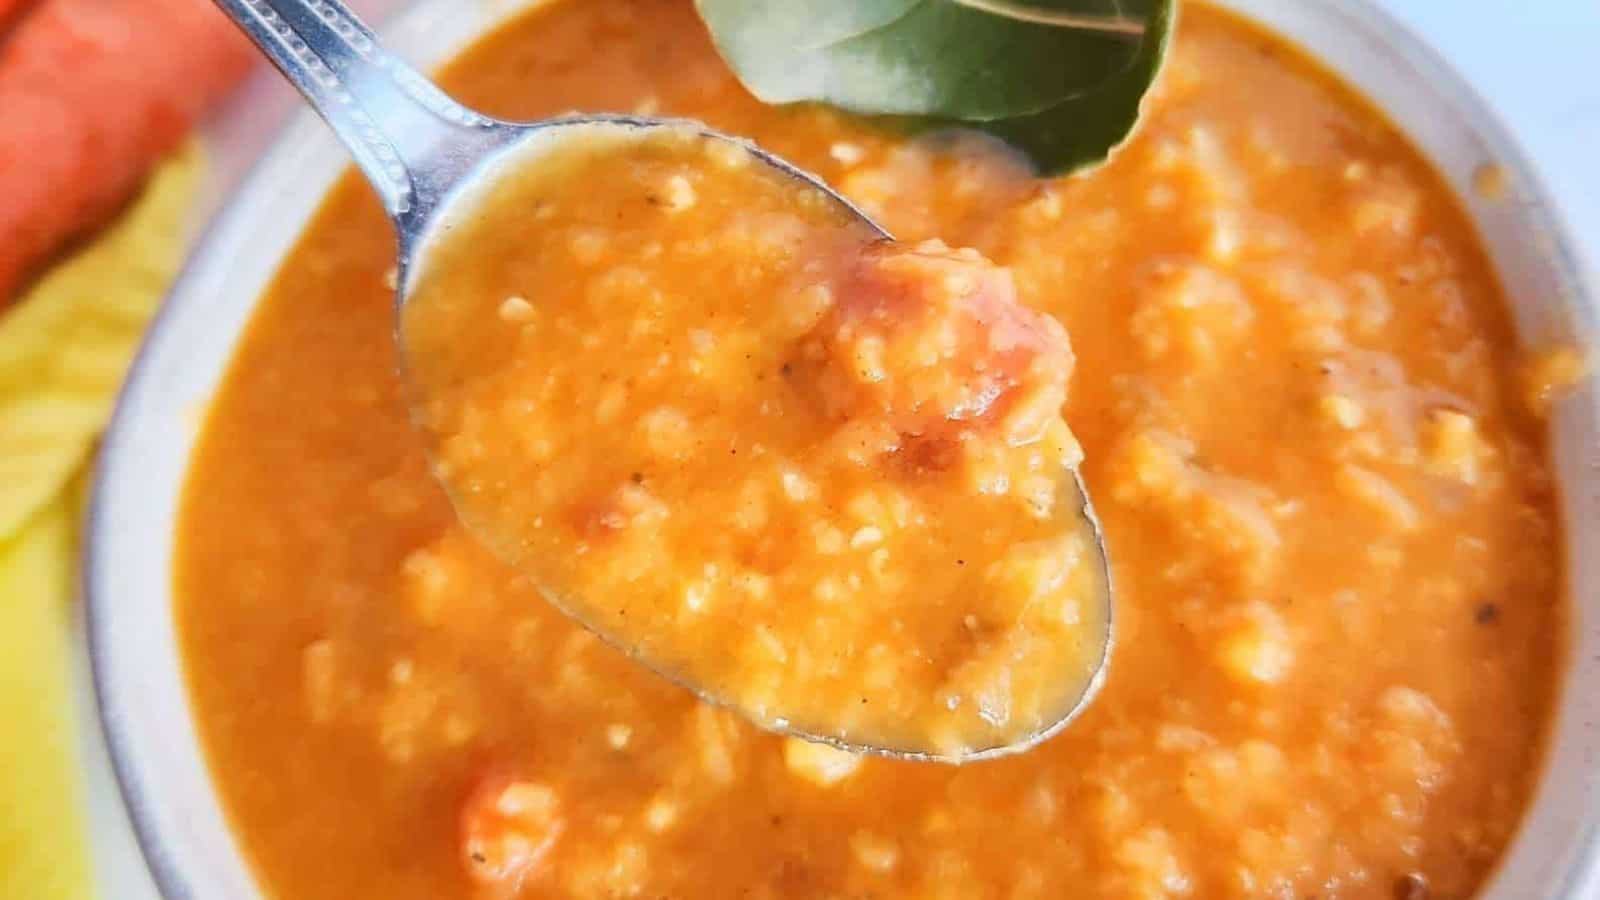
83,2,545,896
85,0,1600,897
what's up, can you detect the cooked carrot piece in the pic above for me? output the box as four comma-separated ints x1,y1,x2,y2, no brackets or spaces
0,0,254,306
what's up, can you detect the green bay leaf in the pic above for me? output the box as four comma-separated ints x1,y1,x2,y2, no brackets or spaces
695,0,1173,175
930,0,1174,173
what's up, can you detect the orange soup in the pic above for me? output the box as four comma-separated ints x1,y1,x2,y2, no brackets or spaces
177,2,1567,897
403,124,1108,758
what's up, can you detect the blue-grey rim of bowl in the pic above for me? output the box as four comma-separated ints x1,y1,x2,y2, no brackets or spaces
85,0,1600,897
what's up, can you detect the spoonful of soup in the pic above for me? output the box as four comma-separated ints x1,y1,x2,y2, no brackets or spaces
214,0,1112,762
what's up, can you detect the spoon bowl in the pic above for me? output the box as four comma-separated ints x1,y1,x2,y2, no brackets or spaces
390,114,891,312
213,0,1113,761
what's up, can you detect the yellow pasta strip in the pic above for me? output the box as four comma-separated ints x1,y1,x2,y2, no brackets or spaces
0,486,93,899
0,146,202,540
0,145,206,896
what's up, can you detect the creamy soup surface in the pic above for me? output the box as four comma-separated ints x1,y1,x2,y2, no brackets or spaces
178,2,1568,898
402,124,1108,760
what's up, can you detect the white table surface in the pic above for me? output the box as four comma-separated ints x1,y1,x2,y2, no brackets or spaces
76,1,1600,897
1385,2,1600,279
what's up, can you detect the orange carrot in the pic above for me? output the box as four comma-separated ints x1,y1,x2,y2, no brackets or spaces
0,0,255,306
0,0,36,32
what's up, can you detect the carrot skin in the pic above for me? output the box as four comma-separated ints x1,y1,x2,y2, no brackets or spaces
0,0,37,33
0,0,255,306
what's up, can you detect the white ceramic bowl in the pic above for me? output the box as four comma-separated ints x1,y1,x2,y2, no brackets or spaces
87,0,1600,896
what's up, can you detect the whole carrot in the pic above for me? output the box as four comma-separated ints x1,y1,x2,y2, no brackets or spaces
0,0,254,306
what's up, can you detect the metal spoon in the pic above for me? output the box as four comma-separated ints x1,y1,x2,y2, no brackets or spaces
211,0,1113,761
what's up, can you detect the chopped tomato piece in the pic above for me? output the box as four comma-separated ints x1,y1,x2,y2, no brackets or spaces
460,774,564,891
823,239,1073,442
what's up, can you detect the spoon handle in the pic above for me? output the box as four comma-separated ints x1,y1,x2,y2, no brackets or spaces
210,0,512,226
